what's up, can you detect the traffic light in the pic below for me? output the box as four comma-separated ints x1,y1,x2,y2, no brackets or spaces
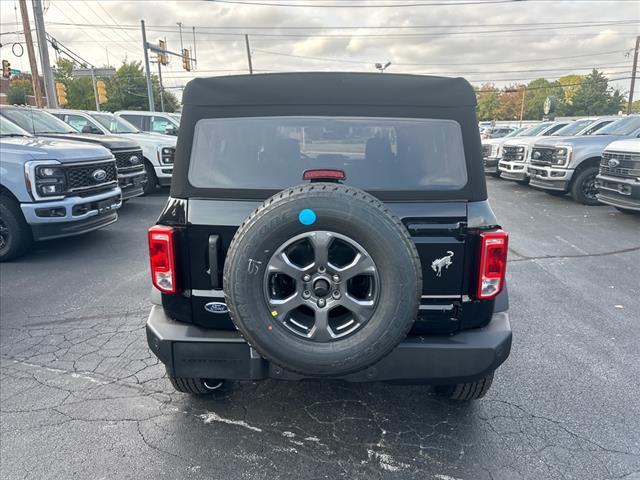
182,49,191,71
2,60,10,79
55,82,68,106
158,39,168,66
96,80,108,104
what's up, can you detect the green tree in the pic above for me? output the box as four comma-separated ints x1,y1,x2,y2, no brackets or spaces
523,78,564,120
53,58,96,110
7,78,33,105
628,99,640,113
476,83,501,121
104,60,179,112
570,69,624,116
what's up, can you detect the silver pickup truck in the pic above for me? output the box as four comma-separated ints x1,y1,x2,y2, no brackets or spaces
528,116,640,205
0,116,121,261
596,138,640,213
482,127,527,176
497,121,569,184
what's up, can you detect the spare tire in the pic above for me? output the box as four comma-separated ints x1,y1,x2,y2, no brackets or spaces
223,183,422,376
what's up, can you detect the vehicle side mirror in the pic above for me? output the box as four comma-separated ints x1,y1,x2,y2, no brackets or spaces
165,126,178,136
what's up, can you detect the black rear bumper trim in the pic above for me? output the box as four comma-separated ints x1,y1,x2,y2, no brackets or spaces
147,305,512,384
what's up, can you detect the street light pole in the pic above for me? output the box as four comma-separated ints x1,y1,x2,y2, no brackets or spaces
519,87,527,126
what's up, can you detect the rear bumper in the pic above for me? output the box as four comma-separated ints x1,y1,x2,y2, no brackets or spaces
146,305,512,384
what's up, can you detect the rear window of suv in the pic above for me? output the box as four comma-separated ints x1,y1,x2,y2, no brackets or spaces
189,116,468,192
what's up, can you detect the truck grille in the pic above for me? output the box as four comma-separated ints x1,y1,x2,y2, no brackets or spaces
502,145,522,162
531,146,555,165
482,144,491,158
112,149,144,172
600,151,640,178
65,160,118,195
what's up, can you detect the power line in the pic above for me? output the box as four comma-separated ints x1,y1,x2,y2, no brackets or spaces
252,48,630,67
209,0,519,7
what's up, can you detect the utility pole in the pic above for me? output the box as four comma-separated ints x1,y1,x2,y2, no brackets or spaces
519,87,527,126
244,34,253,74
177,22,184,52
91,68,100,111
627,35,639,114
192,26,197,70
32,0,56,108
140,20,155,112
18,0,44,107
157,61,165,112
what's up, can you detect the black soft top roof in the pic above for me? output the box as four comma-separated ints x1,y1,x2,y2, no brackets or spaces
172,72,487,202
182,72,477,108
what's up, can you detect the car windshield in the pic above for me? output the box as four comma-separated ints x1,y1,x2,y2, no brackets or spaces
90,113,139,133
189,116,468,192
551,119,594,136
520,123,551,136
0,116,32,136
0,108,77,134
595,116,640,136
505,127,525,138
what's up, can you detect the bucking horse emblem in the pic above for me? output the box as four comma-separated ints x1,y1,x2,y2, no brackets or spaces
431,251,454,277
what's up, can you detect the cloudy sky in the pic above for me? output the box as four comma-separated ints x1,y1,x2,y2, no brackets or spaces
1,0,638,101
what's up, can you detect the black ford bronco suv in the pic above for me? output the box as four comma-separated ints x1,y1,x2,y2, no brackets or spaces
146,73,511,401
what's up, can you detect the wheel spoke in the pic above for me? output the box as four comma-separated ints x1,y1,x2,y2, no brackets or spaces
268,252,308,278
309,231,332,268
268,293,304,320
337,294,376,323
309,309,332,342
335,252,376,280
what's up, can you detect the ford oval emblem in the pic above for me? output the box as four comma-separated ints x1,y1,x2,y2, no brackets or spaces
91,169,107,182
129,155,140,165
204,302,229,314
608,158,620,168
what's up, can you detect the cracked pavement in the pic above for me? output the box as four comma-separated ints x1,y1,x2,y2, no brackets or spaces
1,181,639,480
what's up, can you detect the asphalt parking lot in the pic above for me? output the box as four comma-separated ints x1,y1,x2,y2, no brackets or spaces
1,179,639,480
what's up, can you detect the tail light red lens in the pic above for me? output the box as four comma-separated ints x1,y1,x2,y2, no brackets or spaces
476,230,508,300
148,225,179,294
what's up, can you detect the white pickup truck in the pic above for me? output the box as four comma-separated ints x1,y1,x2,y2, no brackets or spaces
48,109,176,194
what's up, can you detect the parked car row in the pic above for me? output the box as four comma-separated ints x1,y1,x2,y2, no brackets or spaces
0,106,178,261
482,115,640,212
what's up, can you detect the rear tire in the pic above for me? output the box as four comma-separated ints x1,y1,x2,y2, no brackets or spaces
142,161,157,195
437,372,494,401
570,166,600,205
168,375,224,395
0,195,33,262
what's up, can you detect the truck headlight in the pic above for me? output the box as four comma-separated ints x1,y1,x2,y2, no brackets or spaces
25,162,67,199
160,147,175,164
551,146,572,166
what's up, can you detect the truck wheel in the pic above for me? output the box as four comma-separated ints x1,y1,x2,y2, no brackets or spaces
168,375,224,394
142,161,157,195
545,190,566,197
515,177,529,186
489,171,501,179
437,372,494,401
0,195,33,262
224,183,422,377
570,166,600,205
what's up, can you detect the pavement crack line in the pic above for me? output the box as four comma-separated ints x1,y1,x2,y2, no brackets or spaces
509,245,640,262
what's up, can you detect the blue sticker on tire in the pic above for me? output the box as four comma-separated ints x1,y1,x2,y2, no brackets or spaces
298,209,317,226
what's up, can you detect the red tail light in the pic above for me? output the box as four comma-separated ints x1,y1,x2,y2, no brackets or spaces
148,225,179,294
476,230,508,300
303,169,346,181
